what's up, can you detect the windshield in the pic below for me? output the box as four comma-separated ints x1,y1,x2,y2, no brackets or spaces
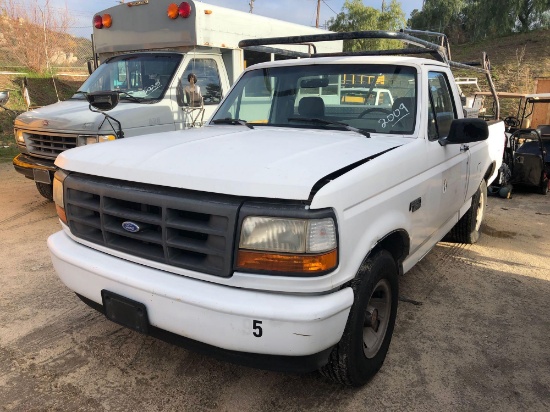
73,53,183,102
211,64,417,135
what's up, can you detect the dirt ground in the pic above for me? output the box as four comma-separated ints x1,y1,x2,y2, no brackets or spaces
0,162,549,412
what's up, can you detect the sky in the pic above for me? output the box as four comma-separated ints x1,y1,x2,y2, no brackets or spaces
34,0,424,37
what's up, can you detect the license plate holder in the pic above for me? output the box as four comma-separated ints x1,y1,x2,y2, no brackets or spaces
101,290,149,334
33,169,51,184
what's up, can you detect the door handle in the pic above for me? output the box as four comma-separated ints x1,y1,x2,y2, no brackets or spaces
460,144,469,152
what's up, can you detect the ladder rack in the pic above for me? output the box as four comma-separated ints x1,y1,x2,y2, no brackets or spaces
239,29,500,119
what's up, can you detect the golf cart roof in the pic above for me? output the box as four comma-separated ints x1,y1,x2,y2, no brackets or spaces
473,92,550,102
474,92,529,98
525,93,550,103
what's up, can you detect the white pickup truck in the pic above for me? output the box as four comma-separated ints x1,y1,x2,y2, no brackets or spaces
47,31,505,386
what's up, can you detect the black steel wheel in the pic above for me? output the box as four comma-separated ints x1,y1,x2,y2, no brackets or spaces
320,249,398,386
35,182,53,201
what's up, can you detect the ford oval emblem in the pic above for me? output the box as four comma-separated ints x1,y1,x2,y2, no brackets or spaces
122,221,140,233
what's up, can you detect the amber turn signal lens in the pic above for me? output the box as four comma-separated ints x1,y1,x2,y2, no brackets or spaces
167,3,179,19
56,205,67,225
102,14,112,28
237,249,337,274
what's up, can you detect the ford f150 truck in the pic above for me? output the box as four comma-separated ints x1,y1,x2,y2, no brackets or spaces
47,31,505,386
12,0,340,200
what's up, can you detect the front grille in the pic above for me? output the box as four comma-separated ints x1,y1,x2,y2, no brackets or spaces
64,174,241,277
26,132,77,158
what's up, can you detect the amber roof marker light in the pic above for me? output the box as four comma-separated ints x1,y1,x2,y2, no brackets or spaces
102,14,112,28
167,3,179,19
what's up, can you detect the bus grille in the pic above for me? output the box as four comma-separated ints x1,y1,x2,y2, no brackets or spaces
26,132,77,158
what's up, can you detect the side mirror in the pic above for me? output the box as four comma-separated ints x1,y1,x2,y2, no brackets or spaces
0,90,10,105
87,60,95,75
439,118,489,146
86,91,119,111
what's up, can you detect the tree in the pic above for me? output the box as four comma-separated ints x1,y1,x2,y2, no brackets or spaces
409,0,550,43
328,0,406,52
0,0,74,73
407,0,467,41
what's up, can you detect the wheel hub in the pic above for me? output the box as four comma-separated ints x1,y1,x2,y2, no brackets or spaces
362,279,392,359
365,308,380,332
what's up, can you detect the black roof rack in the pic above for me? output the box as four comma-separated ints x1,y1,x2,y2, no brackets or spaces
239,29,499,119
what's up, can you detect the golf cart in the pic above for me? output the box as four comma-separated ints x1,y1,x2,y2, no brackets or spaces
507,128,548,195
472,91,531,129
476,92,550,195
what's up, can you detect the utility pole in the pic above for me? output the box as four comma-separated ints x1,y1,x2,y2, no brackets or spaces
249,0,254,13
316,0,321,28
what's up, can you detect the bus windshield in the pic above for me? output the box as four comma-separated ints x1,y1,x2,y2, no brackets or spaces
73,53,183,102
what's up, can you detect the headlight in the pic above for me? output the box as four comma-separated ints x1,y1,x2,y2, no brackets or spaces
53,170,68,224
14,129,25,144
237,216,337,275
78,135,116,146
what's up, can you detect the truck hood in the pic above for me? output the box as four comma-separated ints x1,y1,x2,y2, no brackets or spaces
14,99,173,133
56,126,409,200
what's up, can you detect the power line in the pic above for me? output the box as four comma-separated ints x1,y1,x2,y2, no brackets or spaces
322,0,338,16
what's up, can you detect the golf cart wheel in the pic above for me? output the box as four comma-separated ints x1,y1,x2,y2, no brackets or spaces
320,249,398,386
450,180,487,244
35,182,53,201
539,178,549,195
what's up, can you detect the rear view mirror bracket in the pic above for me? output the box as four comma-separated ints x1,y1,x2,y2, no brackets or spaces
86,91,124,139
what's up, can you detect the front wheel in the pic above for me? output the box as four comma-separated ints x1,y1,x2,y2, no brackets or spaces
450,180,487,244
320,249,398,386
35,182,53,201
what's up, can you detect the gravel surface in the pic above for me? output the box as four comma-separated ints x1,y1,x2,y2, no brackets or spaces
1,162,549,411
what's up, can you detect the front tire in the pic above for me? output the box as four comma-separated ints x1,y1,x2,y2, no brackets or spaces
450,179,487,244
320,249,398,386
35,182,53,201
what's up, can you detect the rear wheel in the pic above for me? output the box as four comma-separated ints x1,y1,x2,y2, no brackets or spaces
450,180,487,244
320,249,398,386
35,182,53,201
539,178,549,195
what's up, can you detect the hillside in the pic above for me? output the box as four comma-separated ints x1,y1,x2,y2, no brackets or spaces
0,74,83,147
452,28,550,95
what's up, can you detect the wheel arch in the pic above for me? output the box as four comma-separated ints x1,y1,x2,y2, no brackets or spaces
484,160,497,184
370,230,410,276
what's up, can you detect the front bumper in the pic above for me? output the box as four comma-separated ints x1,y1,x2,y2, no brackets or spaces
48,231,353,370
12,152,56,182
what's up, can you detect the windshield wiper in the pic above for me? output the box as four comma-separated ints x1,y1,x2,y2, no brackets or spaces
117,91,145,103
211,118,254,129
288,117,371,138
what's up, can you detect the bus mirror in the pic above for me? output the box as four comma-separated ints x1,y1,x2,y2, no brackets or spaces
86,91,120,111
87,60,95,75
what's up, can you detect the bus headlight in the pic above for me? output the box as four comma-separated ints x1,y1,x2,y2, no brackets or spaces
78,135,116,145
14,129,25,144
